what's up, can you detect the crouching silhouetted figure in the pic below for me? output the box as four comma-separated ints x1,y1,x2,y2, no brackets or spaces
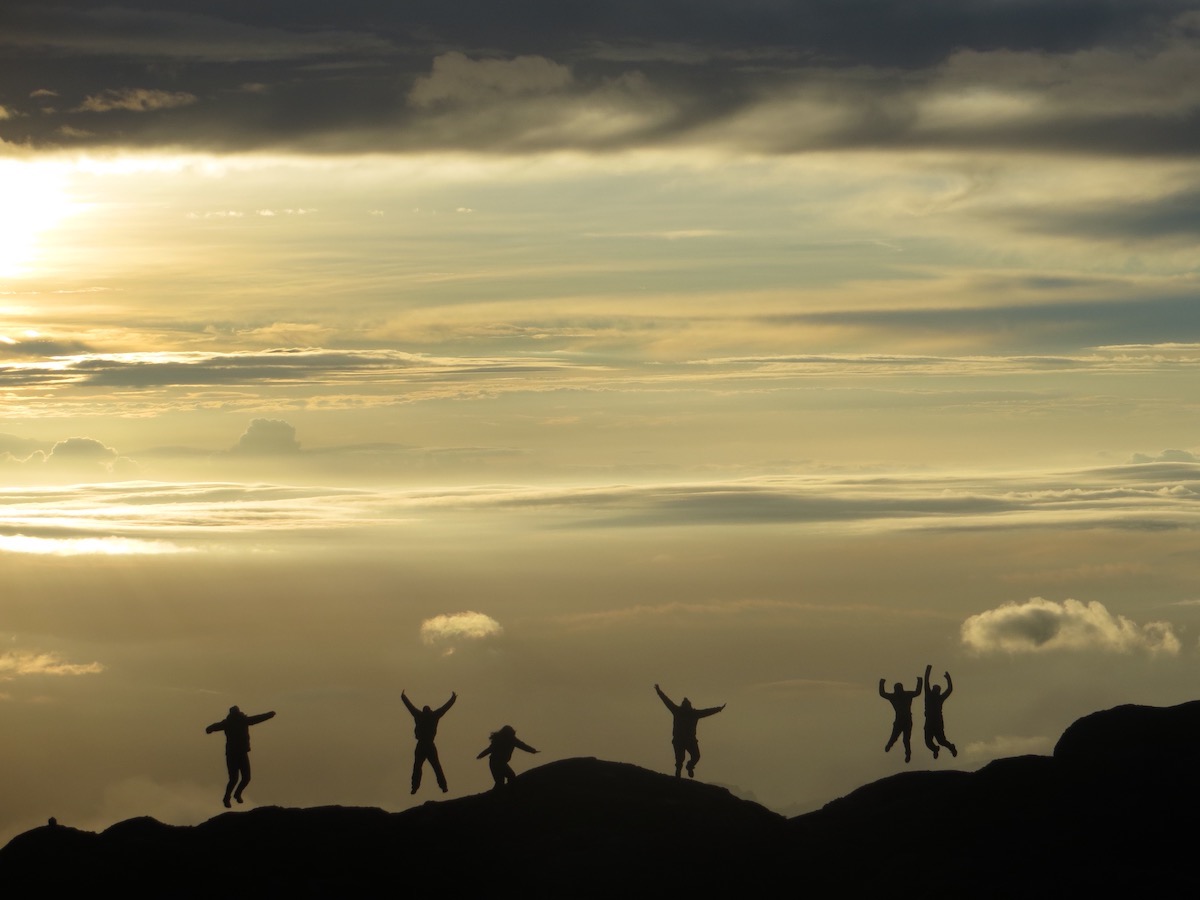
879,676,922,763
655,684,725,778
477,725,538,789
402,689,456,794
205,706,276,808
923,664,957,759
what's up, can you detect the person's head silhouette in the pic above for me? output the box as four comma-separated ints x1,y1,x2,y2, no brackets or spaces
681,698,693,709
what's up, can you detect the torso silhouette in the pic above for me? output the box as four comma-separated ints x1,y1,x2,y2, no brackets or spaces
884,688,918,723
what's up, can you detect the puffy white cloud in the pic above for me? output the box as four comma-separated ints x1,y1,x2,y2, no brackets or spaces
230,418,301,455
964,735,1053,760
0,651,104,678
420,611,503,647
961,597,1180,656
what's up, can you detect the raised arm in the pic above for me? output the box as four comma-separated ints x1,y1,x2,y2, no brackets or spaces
878,678,888,698
514,738,539,754
655,684,678,713
909,677,923,698
435,691,457,717
246,711,276,726
401,691,419,717
696,704,725,719
942,671,953,699
924,665,933,697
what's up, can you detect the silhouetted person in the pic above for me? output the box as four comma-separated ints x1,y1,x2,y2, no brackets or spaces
654,684,725,778
879,676,922,763
402,689,456,794
477,725,538,789
205,706,276,808
923,664,957,759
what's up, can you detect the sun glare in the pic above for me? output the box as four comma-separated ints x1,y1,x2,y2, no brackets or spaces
0,161,79,278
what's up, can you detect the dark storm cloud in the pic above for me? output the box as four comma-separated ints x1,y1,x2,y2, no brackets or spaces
0,1,1194,155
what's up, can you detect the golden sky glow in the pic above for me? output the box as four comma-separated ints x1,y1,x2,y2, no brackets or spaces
3,0,1200,844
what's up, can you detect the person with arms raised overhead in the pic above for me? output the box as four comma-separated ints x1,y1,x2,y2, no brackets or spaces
654,684,725,778
477,725,538,790
923,664,958,759
879,675,922,763
205,705,276,808
402,689,456,795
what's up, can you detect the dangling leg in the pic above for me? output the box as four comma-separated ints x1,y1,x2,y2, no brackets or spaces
223,753,238,808
427,743,448,792
885,721,903,753
672,740,685,777
901,724,913,763
686,740,700,778
412,744,427,794
233,757,251,803
925,727,939,759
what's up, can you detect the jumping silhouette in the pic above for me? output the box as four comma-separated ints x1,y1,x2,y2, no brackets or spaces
476,725,538,789
402,689,456,795
654,684,725,778
879,676,922,763
923,664,958,759
205,706,276,808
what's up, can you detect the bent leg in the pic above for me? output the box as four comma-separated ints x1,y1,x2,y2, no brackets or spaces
924,727,939,758
672,740,685,777
223,754,239,808
885,721,903,752
686,740,700,778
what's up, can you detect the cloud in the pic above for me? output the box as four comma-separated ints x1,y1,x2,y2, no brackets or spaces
964,735,1053,760
409,53,574,107
420,611,503,647
75,88,198,113
230,419,301,456
1131,449,1199,464
961,597,1181,655
45,436,117,466
0,651,104,678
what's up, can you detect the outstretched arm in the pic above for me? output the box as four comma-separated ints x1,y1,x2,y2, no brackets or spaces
943,671,953,699
514,739,539,754
435,691,457,717
697,704,725,718
878,678,888,698
205,721,225,734
476,746,492,759
654,684,678,713
401,691,419,717
246,711,276,726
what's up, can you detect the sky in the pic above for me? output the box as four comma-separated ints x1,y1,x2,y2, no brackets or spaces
2,0,1200,840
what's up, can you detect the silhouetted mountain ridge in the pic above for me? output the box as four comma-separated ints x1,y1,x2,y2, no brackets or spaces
4,703,1197,894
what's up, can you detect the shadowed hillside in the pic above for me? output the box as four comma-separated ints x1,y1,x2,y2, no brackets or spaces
4,703,1198,894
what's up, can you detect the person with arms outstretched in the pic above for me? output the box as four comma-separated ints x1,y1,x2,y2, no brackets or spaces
477,725,538,790
879,676,922,763
923,664,957,759
205,705,276,808
654,684,724,778
402,689,456,794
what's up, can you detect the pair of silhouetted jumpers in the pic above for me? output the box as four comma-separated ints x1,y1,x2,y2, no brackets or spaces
205,706,276,808
477,725,538,789
655,684,725,778
879,665,956,762
402,690,456,794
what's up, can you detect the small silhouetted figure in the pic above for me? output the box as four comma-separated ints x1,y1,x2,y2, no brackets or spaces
654,684,725,778
402,689,456,795
924,664,958,759
879,676,922,763
205,706,276,808
476,725,538,789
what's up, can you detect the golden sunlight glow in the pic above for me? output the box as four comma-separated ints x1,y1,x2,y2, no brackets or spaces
0,161,78,278
0,534,191,555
